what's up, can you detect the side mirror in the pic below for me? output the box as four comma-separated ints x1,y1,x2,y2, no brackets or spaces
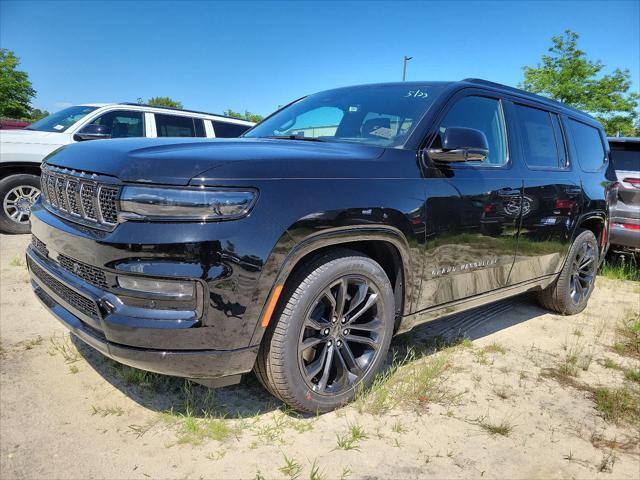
74,124,111,141
427,127,489,163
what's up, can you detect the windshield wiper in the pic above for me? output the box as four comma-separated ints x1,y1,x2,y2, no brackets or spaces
265,135,326,142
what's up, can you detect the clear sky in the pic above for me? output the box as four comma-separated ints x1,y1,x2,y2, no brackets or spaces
1,0,638,116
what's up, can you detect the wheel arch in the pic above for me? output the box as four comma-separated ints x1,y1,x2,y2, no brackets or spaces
0,162,42,178
249,225,414,346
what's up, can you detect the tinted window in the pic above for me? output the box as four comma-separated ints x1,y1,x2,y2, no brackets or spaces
568,119,606,172
213,121,251,138
245,84,446,146
514,104,562,168
435,96,508,166
26,106,98,132
610,142,640,172
90,110,144,138
194,119,205,137
156,114,199,137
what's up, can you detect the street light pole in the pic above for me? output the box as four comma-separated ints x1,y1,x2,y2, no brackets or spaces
402,56,413,81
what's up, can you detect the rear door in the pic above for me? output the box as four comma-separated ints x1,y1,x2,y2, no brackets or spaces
508,103,582,284
415,91,523,311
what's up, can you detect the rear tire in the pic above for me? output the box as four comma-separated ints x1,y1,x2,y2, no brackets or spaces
538,229,598,315
0,174,41,234
255,249,395,413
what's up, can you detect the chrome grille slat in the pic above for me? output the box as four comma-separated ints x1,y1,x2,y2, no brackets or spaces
40,166,120,230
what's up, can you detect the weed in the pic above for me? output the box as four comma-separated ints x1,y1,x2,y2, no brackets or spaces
614,311,640,359
624,368,640,383
481,343,507,355
601,358,621,370
68,364,79,374
309,458,325,480
9,256,25,267
599,256,640,282
339,467,352,480
354,348,452,414
91,405,124,417
593,386,640,426
494,386,511,400
335,422,367,451
205,449,227,461
23,335,43,350
48,334,81,363
471,415,514,436
175,416,238,446
598,450,617,473
278,454,303,479
391,420,407,434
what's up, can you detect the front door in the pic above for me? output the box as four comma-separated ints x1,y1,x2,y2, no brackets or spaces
414,93,523,314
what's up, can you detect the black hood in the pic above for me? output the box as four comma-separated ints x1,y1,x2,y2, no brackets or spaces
45,137,394,185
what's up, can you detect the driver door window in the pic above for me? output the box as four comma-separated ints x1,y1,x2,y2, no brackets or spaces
435,96,508,166
89,110,145,138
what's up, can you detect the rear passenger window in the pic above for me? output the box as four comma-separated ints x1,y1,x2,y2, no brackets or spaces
568,119,606,172
514,104,564,168
156,114,203,137
212,121,251,138
194,119,205,137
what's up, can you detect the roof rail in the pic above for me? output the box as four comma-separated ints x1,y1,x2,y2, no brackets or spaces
118,103,253,122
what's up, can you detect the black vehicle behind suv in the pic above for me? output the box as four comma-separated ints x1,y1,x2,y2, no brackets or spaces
27,79,614,412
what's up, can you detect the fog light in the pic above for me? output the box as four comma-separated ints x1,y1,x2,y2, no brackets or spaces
117,276,195,298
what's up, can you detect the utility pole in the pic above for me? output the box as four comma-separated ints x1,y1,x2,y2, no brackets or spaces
402,56,413,81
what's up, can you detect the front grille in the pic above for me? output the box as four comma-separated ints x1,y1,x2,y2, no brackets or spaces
41,166,120,229
58,254,108,289
31,235,49,258
28,257,100,320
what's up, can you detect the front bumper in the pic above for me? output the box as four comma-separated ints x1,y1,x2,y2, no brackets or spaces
28,250,258,380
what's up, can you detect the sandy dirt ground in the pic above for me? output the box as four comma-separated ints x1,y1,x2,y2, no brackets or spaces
1,233,639,480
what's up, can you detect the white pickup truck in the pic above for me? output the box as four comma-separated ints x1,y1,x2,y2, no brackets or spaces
0,103,254,233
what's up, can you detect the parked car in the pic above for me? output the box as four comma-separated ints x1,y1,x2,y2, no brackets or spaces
27,79,614,412
608,137,640,254
0,103,254,233
0,118,31,129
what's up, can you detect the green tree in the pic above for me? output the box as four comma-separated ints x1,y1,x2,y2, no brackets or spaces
521,30,639,136
224,109,264,123
147,96,183,109
29,108,49,121
0,49,35,118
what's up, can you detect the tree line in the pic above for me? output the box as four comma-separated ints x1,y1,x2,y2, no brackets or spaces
1,31,638,135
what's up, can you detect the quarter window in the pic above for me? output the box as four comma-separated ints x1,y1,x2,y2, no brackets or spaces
435,96,508,166
89,110,144,138
514,104,564,168
155,114,205,137
568,119,606,172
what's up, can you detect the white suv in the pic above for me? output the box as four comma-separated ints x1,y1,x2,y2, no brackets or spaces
0,103,254,233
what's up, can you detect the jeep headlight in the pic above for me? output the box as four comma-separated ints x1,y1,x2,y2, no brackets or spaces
119,186,257,221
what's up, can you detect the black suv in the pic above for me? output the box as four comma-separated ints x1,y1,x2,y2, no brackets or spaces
27,79,614,412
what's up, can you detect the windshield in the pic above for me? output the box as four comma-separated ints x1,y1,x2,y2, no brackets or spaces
26,105,98,132
244,84,446,147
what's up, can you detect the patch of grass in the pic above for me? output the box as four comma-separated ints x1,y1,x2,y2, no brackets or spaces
598,450,617,473
599,256,640,282
613,311,640,359
590,433,639,453
471,415,514,437
278,454,303,480
391,420,407,434
68,364,79,374
335,422,367,451
558,341,593,377
593,386,640,427
481,343,507,355
48,334,81,363
339,467,352,480
23,335,44,350
624,368,640,383
601,358,622,370
91,405,124,417
9,256,25,267
175,416,238,446
308,458,325,480
354,348,453,414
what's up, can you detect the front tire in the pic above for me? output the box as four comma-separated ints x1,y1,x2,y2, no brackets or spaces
538,229,598,315
0,174,41,234
255,249,395,413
